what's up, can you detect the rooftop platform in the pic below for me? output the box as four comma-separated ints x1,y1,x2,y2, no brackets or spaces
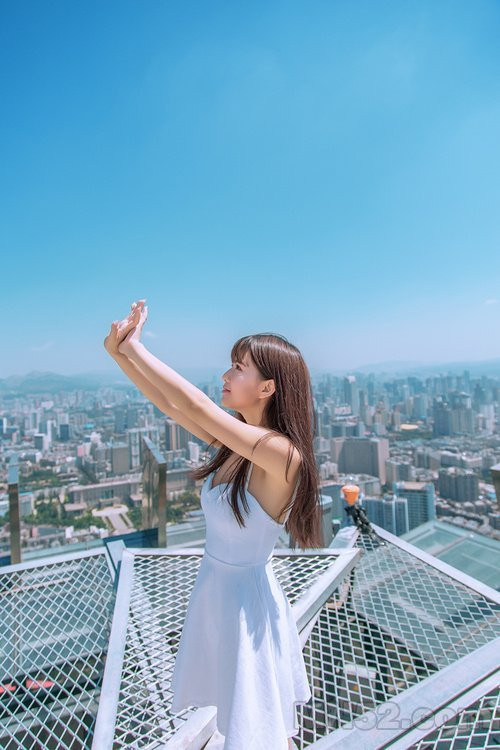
1,523,499,748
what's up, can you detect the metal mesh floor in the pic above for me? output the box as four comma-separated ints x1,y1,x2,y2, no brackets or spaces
409,683,499,750
297,526,500,749
2,523,498,749
92,547,359,748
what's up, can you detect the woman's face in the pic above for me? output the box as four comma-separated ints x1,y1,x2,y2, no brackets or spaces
221,352,262,409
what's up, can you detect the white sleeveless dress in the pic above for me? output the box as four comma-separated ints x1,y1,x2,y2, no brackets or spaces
170,461,312,749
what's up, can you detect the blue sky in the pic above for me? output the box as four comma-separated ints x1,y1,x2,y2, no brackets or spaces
2,0,500,378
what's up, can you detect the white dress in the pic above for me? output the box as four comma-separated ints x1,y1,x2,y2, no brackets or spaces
170,461,312,749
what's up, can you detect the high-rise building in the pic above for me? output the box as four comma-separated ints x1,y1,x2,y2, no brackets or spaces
393,481,436,531
343,375,360,417
165,418,190,452
363,495,409,535
111,442,130,475
438,467,479,502
335,437,390,485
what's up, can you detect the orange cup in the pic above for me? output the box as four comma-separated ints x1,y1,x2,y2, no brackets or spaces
341,483,360,506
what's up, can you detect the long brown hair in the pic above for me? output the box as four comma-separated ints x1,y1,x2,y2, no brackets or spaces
190,333,323,549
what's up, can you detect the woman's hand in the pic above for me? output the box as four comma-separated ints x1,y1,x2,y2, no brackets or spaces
103,299,146,357
117,300,148,356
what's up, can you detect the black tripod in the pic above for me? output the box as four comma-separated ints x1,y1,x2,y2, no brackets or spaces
344,501,385,545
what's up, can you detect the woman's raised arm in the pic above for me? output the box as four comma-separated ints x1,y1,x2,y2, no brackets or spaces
122,338,300,481
104,303,221,449
112,352,222,448
110,300,299,479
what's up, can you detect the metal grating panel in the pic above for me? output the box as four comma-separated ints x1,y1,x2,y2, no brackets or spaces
0,549,116,750
92,547,359,748
299,527,500,748
7,522,497,749
351,533,499,666
410,683,500,750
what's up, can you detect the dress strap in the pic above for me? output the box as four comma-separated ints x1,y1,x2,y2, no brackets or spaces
283,469,301,523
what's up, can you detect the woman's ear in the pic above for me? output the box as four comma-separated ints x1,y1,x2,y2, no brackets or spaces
261,379,275,397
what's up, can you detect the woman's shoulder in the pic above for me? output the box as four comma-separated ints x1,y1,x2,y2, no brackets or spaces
264,437,302,489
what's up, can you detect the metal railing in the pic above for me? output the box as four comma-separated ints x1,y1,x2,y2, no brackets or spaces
0,548,116,749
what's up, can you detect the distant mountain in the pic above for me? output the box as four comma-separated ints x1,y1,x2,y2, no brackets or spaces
352,360,433,373
0,370,132,395
315,358,500,378
2,356,500,395
323,360,433,376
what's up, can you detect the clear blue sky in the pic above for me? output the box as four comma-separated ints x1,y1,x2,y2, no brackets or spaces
2,0,500,378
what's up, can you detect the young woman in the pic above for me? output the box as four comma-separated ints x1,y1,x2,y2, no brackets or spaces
104,300,323,749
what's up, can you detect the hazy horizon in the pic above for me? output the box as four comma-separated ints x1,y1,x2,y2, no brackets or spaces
4,354,500,386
